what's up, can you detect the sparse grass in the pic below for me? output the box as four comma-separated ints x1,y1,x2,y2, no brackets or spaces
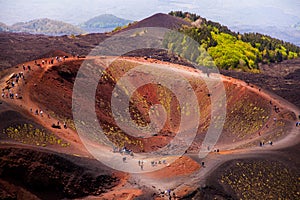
2,124,70,147
100,122,144,149
224,88,271,141
220,160,299,199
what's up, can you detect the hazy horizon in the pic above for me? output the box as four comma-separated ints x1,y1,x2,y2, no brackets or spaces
1,0,300,46
0,0,299,28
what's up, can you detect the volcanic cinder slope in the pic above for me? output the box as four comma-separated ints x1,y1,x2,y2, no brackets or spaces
0,53,298,199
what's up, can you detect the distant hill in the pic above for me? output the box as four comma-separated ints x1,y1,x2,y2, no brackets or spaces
292,22,300,30
0,22,10,32
0,18,85,36
231,25,300,47
79,14,132,33
1,12,299,73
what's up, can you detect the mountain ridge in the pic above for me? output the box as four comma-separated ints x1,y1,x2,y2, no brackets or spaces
79,14,132,32
0,18,85,36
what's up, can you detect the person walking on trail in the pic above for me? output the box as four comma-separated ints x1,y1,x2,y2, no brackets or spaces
63,122,67,129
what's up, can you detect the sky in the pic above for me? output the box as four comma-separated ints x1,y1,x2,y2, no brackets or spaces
0,0,300,28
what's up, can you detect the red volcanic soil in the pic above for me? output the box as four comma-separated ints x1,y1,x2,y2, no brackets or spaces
221,58,300,109
145,156,200,179
38,49,73,59
1,55,299,199
30,56,296,154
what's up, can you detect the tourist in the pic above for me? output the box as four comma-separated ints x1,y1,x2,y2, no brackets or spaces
63,122,67,129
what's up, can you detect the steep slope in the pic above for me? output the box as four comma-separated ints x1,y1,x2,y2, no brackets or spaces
30,57,295,153
121,13,190,31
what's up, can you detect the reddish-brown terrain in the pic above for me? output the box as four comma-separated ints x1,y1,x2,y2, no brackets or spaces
0,52,299,199
0,13,299,200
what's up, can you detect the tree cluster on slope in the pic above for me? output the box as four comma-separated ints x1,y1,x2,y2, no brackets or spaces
168,11,300,72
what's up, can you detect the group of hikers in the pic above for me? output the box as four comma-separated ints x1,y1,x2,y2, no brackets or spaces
33,56,68,67
2,58,71,132
2,88,19,99
31,108,44,117
115,146,173,171
1,71,26,99
157,188,175,200
259,140,273,147
29,107,67,129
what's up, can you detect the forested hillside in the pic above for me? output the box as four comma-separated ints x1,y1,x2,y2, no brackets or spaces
168,11,300,72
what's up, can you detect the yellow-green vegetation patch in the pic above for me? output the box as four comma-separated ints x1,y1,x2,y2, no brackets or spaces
220,159,299,199
101,123,143,149
2,124,70,147
168,11,300,72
